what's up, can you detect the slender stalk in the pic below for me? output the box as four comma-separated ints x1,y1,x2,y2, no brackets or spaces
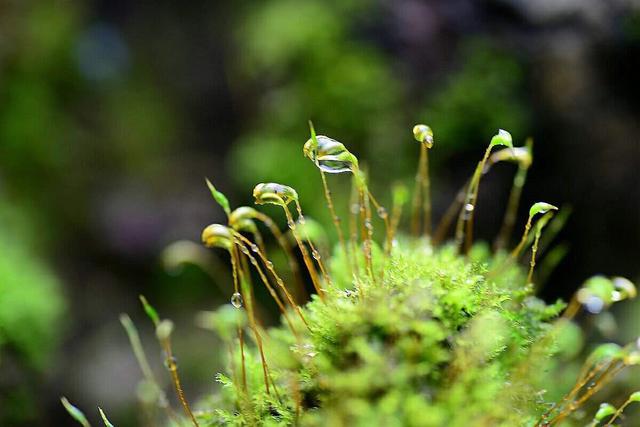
320,170,351,272
137,296,198,427
433,180,469,246
359,186,374,281
421,146,432,238
548,361,625,426
365,187,392,255
389,184,407,246
561,295,582,321
237,266,271,395
233,235,303,335
527,229,542,284
120,314,179,424
232,232,309,329
510,217,534,260
294,201,334,289
411,124,434,238
254,212,307,301
605,397,635,426
364,189,375,278
536,360,608,426
455,142,496,254
463,148,493,253
282,204,325,300
410,145,425,236
229,247,248,392
159,338,200,427
349,177,361,278
494,165,528,251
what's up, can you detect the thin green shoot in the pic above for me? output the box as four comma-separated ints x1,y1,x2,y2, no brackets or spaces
61,397,91,427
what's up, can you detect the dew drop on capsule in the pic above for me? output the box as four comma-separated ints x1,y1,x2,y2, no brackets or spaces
377,207,388,219
266,261,274,269
312,249,321,260
250,244,259,253
298,215,306,225
287,219,296,229
584,295,604,314
231,292,243,308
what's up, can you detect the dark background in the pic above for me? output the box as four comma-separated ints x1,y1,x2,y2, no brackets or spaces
0,1,638,425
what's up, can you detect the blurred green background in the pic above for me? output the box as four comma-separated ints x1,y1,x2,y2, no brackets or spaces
0,1,638,425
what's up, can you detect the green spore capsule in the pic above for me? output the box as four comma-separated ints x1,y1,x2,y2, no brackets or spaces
303,135,358,174
529,202,558,218
229,206,260,225
594,403,616,421
490,128,513,148
412,124,434,148
201,224,233,250
612,276,637,300
253,182,299,206
156,319,174,342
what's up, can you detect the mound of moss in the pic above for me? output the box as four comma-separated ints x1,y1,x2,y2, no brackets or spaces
196,241,573,426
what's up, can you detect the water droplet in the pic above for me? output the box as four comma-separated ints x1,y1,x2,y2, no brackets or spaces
164,355,178,370
584,296,604,314
312,249,321,260
462,203,475,219
250,244,259,253
276,278,285,287
334,215,341,224
301,343,317,360
231,292,243,308
266,261,274,269
364,220,373,231
351,204,360,214
298,215,306,225
287,219,296,229
240,245,250,255
377,207,388,219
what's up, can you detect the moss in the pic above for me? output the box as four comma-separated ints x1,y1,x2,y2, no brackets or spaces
64,124,638,426
196,241,570,426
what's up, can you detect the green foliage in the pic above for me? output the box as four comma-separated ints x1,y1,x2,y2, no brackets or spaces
61,397,91,427
65,121,637,426
98,407,115,427
193,241,582,426
0,211,65,370
206,179,232,217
